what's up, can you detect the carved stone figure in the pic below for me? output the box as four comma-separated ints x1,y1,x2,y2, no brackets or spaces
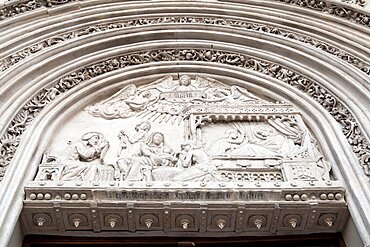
125,132,176,181
86,84,158,119
174,141,219,182
67,132,109,163
312,142,332,181
86,75,267,124
197,86,260,103
229,139,280,158
60,132,114,181
252,126,298,157
36,75,334,184
208,129,246,155
118,121,151,157
208,125,297,158
173,75,197,91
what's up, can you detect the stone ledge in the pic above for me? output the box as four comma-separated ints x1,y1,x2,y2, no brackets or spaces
22,185,348,235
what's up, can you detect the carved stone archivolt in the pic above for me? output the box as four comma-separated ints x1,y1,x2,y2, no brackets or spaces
22,75,348,236
0,0,77,20
2,16,370,77
1,49,369,183
341,0,367,6
0,0,368,24
0,0,367,244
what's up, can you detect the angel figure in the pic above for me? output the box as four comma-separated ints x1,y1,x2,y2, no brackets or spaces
173,75,197,91
86,84,158,119
117,121,151,157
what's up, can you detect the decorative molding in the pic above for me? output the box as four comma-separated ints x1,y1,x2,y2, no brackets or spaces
22,186,348,235
0,0,77,20
272,0,370,27
0,0,42,20
0,0,368,25
0,48,369,183
1,16,370,77
276,0,367,10
341,0,367,7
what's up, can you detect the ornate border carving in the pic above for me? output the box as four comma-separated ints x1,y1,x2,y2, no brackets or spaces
1,16,369,77
0,0,77,20
341,0,367,7
0,48,369,182
276,0,367,10
0,0,368,24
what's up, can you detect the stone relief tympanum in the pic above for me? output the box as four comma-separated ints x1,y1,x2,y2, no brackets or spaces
24,75,347,236
34,75,332,184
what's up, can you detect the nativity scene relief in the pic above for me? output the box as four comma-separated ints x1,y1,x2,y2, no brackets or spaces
35,75,332,185
24,75,348,236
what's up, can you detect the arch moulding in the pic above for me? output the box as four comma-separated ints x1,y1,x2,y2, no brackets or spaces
0,1,369,246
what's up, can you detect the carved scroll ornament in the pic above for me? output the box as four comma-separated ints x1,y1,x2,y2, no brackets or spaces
0,0,77,20
2,16,370,78
0,0,367,23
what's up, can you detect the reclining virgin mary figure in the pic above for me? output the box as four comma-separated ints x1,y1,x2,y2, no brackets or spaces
60,132,115,182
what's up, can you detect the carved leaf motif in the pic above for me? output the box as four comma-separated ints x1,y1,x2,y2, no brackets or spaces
8,110,32,134
56,72,85,92
1,14,370,79
342,0,367,7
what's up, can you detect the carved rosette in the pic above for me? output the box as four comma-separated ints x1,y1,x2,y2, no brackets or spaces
283,214,302,229
318,213,337,228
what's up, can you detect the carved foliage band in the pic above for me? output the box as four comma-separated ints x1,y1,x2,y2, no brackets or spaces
0,49,369,182
0,0,77,20
1,16,370,78
0,0,368,23
277,0,367,10
341,0,366,7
